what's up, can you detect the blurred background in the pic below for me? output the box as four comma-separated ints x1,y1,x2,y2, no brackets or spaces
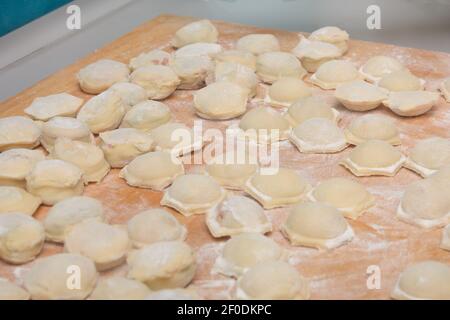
0,0,449,101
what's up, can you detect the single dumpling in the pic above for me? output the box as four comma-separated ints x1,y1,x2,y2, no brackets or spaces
150,122,203,156
211,61,258,98
441,225,450,251
344,114,401,146
310,60,360,89
127,241,196,290
119,151,184,191
41,116,94,152
213,233,285,278
377,69,424,92
24,253,98,300
215,50,256,70
51,138,110,183
120,100,171,132
0,116,41,152
236,34,280,55
264,77,312,108
77,90,127,134
284,96,340,126
24,93,84,121
439,77,450,102
405,137,450,177
89,277,150,300
245,168,311,209
26,159,84,205
256,51,307,83
308,26,349,54
77,59,130,94
397,178,450,228
127,208,187,248
0,279,30,300
290,118,348,153
129,49,171,71
205,155,258,190
130,65,180,100
206,195,272,238
173,43,222,59
0,213,44,264
308,177,375,219
0,186,41,216
359,55,404,83
292,37,342,72
235,261,310,300
193,81,248,120
281,202,353,250
0,148,45,188
108,82,148,109
335,80,388,111
170,55,214,90
64,220,130,271
43,196,104,243
161,174,226,216
172,19,218,48
391,261,450,300
383,91,440,117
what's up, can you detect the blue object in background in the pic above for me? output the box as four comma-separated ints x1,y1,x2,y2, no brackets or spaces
0,0,73,37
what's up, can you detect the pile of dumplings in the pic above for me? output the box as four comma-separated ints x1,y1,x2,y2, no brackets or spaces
0,18,449,301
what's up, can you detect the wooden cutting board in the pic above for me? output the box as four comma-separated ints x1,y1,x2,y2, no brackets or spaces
1,14,450,300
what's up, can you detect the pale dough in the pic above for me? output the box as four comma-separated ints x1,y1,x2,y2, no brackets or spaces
292,37,342,72
77,59,130,94
378,69,424,92
0,116,41,152
172,19,218,48
310,59,361,90
205,156,258,190
145,288,200,300
284,96,340,126
383,90,440,117
129,49,171,71
344,114,401,146
335,80,388,111
211,61,258,98
359,55,404,83
265,77,312,108
256,51,307,83
130,65,180,100
441,224,450,251
405,137,450,177
108,82,148,109
149,122,203,156
0,186,41,216
89,277,150,300
236,34,280,55
24,93,84,121
120,100,171,132
439,77,450,102
215,50,256,70
170,55,214,90
308,26,349,54
173,43,222,59
0,148,46,188
0,279,30,300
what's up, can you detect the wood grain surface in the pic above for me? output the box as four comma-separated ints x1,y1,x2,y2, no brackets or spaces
0,14,449,300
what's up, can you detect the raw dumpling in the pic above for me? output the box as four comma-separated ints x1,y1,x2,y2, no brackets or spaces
441,224,450,251
265,77,312,108
308,177,375,219
245,168,311,209
383,91,440,117
405,137,450,177
24,253,98,300
397,178,450,228
0,116,41,151
439,77,450,102
24,93,84,121
129,49,171,71
170,55,214,90
127,208,187,248
213,233,285,277
378,69,424,92
290,118,348,153
149,122,203,156
120,100,171,132
119,151,184,190
145,288,200,300
292,37,342,72
193,81,248,120
65,220,129,271
0,186,41,216
41,116,94,151
256,51,307,83
335,80,388,111
26,159,84,205
205,155,258,190
340,139,405,177
284,96,340,126
359,55,404,83
51,138,110,183
344,114,401,146
77,90,126,134
212,61,258,98
235,261,310,300
0,148,45,188
161,174,226,216
130,65,180,100
0,213,44,264
99,128,154,168
391,261,450,300
43,196,104,243
236,34,280,55
0,279,30,300
206,195,271,238
430,164,450,188
77,59,129,94
173,43,222,59
108,82,148,109
309,26,349,54
310,60,360,90
127,241,196,290
215,50,256,70
172,19,218,48
281,202,353,250
89,277,150,300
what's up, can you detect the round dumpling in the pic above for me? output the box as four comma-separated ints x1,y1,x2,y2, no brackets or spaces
359,55,404,83
378,69,424,92
0,148,45,188
129,49,171,71
0,186,41,216
170,55,214,90
215,50,256,70
172,19,218,48
130,65,180,100
0,116,41,152
344,114,401,146
120,100,171,132
205,156,258,190
236,34,280,55
265,77,312,108
24,93,84,121
405,137,450,177
0,279,30,300
308,26,349,54
285,96,339,126
383,91,439,117
256,51,307,84
89,277,150,300
149,123,203,156
108,82,148,109
212,61,258,98
292,37,342,72
335,80,388,111
77,59,129,94
310,60,360,89
173,43,222,59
